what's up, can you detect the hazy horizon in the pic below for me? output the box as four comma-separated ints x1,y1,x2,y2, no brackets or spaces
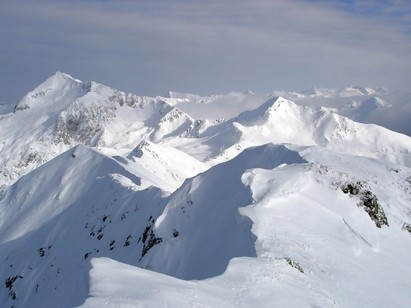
1,0,411,104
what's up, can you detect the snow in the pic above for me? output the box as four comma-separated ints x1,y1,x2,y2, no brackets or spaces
83,258,238,308
0,73,199,190
1,72,411,307
164,90,265,120
0,144,169,307
82,144,411,307
147,144,306,280
1,74,409,192
125,140,207,193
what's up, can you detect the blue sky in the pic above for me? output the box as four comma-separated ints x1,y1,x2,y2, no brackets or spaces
0,0,410,104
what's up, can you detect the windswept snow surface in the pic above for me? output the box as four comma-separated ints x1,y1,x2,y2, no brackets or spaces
82,144,411,308
1,73,411,307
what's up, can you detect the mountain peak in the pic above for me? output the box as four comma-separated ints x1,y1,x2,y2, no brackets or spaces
236,96,297,125
37,71,82,91
52,71,80,82
14,72,83,112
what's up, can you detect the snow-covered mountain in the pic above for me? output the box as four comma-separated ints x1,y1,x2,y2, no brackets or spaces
272,86,409,133
1,73,410,307
0,72,201,192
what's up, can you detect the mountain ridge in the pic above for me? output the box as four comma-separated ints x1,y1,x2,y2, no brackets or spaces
1,72,411,307
2,73,410,190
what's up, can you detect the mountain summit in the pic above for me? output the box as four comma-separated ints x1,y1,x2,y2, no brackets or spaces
14,71,83,112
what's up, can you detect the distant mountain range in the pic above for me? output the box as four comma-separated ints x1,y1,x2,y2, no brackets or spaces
1,73,410,307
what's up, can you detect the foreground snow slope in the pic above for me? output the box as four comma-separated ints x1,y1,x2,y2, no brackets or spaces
0,145,171,307
82,144,411,307
140,144,306,280
1,142,410,307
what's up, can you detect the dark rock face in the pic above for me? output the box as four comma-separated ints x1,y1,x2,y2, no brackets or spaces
140,217,163,259
341,182,388,228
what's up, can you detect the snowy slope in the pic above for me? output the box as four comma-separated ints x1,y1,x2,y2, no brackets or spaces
82,143,411,307
125,140,207,193
1,73,411,308
141,144,307,280
0,145,169,307
1,142,410,307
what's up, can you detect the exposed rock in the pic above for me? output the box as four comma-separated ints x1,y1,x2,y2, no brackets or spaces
140,218,163,259
285,257,304,273
360,190,388,228
341,182,388,228
402,223,411,233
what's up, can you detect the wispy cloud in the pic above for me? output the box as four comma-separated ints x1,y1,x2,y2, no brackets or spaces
1,0,410,103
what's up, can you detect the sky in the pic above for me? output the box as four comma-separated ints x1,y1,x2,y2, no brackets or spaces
0,0,411,104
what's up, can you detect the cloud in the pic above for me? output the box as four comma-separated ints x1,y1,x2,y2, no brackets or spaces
0,0,411,104
370,91,411,137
